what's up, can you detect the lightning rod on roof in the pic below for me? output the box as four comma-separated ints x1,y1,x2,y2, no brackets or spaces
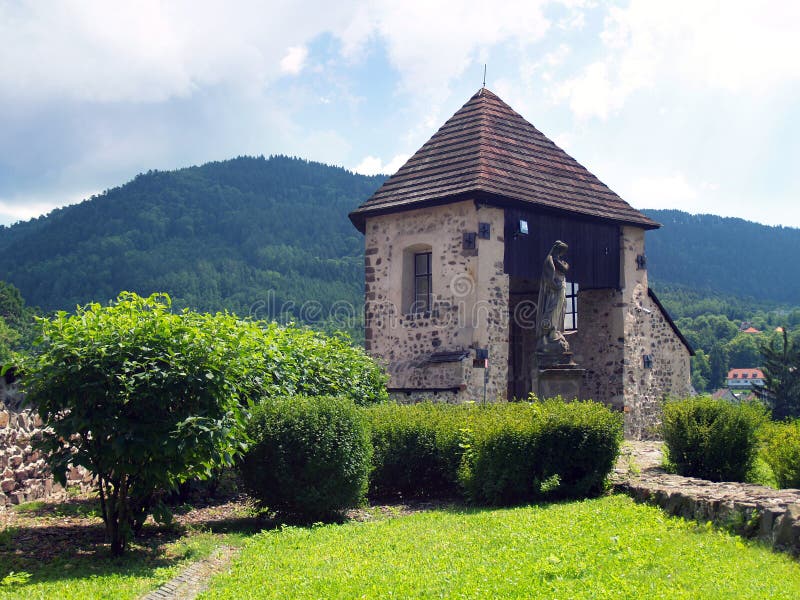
482,64,487,88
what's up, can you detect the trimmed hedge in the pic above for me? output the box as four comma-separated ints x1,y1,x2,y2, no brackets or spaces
365,400,623,505
661,396,768,482
241,396,372,520
460,400,623,504
363,402,467,500
760,420,800,489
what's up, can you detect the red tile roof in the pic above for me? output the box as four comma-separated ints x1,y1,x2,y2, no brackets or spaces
726,368,765,380
350,88,660,232
742,327,761,334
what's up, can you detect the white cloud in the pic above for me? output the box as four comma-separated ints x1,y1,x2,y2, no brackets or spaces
552,61,630,120
354,153,410,176
625,172,700,212
0,1,356,105
280,46,309,75
554,0,800,119
0,196,82,225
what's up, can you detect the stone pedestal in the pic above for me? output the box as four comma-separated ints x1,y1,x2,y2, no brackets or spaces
537,365,585,401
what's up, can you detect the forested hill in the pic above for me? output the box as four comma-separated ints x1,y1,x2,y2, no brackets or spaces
0,156,384,324
1,156,798,334
642,209,800,307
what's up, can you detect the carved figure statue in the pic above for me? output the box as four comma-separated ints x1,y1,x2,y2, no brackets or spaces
536,240,570,357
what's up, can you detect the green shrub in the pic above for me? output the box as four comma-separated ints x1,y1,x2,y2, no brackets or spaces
760,420,800,488
21,292,252,554
661,396,768,482
258,324,388,405
363,402,468,500
241,396,372,521
459,400,623,505
534,400,624,498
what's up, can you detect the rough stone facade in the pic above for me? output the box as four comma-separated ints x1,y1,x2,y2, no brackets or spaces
363,211,692,438
364,200,509,402
570,226,692,438
1,377,92,508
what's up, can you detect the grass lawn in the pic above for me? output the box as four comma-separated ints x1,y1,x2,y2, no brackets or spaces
0,496,256,600
202,494,800,599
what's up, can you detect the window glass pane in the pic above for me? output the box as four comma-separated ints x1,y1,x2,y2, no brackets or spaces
415,276,429,302
415,252,430,275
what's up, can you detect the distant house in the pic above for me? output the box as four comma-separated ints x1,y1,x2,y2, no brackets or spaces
713,388,754,403
741,327,761,334
726,368,764,389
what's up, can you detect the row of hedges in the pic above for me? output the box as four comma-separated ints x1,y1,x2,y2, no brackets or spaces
661,396,800,489
241,398,624,520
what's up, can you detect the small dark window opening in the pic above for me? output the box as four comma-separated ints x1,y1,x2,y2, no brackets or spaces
643,354,653,369
463,232,477,250
564,281,578,331
413,252,432,313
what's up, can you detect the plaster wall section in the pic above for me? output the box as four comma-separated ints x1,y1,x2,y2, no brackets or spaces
363,200,508,401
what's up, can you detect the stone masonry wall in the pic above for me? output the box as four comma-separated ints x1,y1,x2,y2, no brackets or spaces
623,286,693,439
364,200,509,402
567,227,692,438
570,288,625,409
620,226,692,439
1,404,56,507
1,378,93,508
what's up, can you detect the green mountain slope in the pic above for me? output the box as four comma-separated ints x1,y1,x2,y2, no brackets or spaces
643,209,800,307
0,156,384,327
1,157,798,340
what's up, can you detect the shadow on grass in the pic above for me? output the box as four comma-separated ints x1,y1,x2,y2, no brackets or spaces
0,509,269,586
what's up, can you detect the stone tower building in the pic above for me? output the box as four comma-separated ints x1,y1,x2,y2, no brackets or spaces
349,88,693,438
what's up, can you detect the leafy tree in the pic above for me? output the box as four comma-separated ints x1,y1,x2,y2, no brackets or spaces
754,329,800,420
20,293,254,554
709,343,730,390
0,316,18,365
725,333,762,368
691,349,711,392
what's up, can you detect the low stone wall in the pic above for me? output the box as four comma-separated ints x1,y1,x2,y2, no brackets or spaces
1,402,93,508
614,443,800,555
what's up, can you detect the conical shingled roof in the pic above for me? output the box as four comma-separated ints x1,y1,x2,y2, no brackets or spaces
349,88,659,231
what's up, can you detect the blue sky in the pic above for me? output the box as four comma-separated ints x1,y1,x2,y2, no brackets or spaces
1,0,798,227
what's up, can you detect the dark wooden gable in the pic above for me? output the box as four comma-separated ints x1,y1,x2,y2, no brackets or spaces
504,207,620,289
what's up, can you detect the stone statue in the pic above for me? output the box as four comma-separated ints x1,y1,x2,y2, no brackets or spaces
536,240,570,359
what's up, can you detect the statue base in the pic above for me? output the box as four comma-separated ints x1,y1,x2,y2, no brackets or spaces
536,351,575,368
537,362,585,401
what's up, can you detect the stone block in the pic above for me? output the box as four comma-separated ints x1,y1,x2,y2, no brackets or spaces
0,410,8,428
1,478,16,493
773,504,800,549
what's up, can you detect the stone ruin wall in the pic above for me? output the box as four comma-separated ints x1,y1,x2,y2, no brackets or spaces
363,200,509,402
1,378,92,508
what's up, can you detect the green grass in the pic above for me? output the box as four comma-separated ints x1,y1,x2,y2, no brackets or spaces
0,528,249,600
202,495,800,599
